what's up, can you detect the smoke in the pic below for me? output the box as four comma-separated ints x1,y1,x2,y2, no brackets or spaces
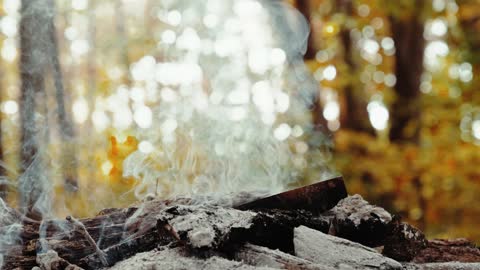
0,0,336,266
0,198,23,268
0,0,72,267
122,0,334,200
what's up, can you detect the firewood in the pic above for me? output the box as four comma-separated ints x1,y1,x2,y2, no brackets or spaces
322,194,393,247
383,217,427,261
293,225,403,269
0,199,328,269
65,216,108,266
235,243,334,270
237,177,348,213
413,238,480,263
1,193,479,269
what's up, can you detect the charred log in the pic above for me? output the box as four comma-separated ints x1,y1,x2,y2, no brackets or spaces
413,238,480,263
322,194,393,247
1,192,479,270
0,199,330,269
383,217,427,262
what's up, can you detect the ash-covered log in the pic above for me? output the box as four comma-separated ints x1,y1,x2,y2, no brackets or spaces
323,194,393,247
293,225,403,269
0,197,331,269
383,217,427,261
1,180,479,270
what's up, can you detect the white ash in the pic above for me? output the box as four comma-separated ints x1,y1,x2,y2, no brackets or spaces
36,250,82,270
37,250,61,269
166,205,256,248
399,223,424,241
327,195,392,226
294,226,402,269
124,201,258,249
108,247,275,270
187,227,216,248
235,244,335,270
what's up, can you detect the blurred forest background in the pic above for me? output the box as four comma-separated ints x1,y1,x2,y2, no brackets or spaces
0,0,478,243
294,0,480,242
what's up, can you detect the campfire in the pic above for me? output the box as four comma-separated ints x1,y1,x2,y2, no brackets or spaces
1,177,480,269
0,0,479,269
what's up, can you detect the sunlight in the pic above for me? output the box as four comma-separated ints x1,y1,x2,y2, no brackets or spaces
72,97,89,124
367,100,389,131
323,65,337,81
323,101,340,121
1,100,18,115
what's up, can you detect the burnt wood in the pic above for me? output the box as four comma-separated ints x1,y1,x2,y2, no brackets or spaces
236,177,348,212
2,189,479,270
0,199,330,269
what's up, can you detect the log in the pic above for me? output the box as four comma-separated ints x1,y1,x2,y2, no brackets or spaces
323,194,393,247
413,238,480,263
0,198,330,269
293,225,403,269
235,244,334,270
383,218,427,261
237,177,348,213
2,193,479,270
2,198,177,269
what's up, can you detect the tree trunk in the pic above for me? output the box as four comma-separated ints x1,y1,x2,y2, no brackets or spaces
295,0,316,60
48,0,78,192
86,0,97,181
115,1,131,86
388,8,425,142
388,2,426,229
0,64,6,199
19,0,50,217
294,0,328,130
336,0,375,134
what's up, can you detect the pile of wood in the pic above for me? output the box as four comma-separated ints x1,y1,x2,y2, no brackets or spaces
1,182,479,269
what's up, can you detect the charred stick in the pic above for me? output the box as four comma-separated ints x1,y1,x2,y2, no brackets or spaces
66,216,108,266
237,177,348,213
